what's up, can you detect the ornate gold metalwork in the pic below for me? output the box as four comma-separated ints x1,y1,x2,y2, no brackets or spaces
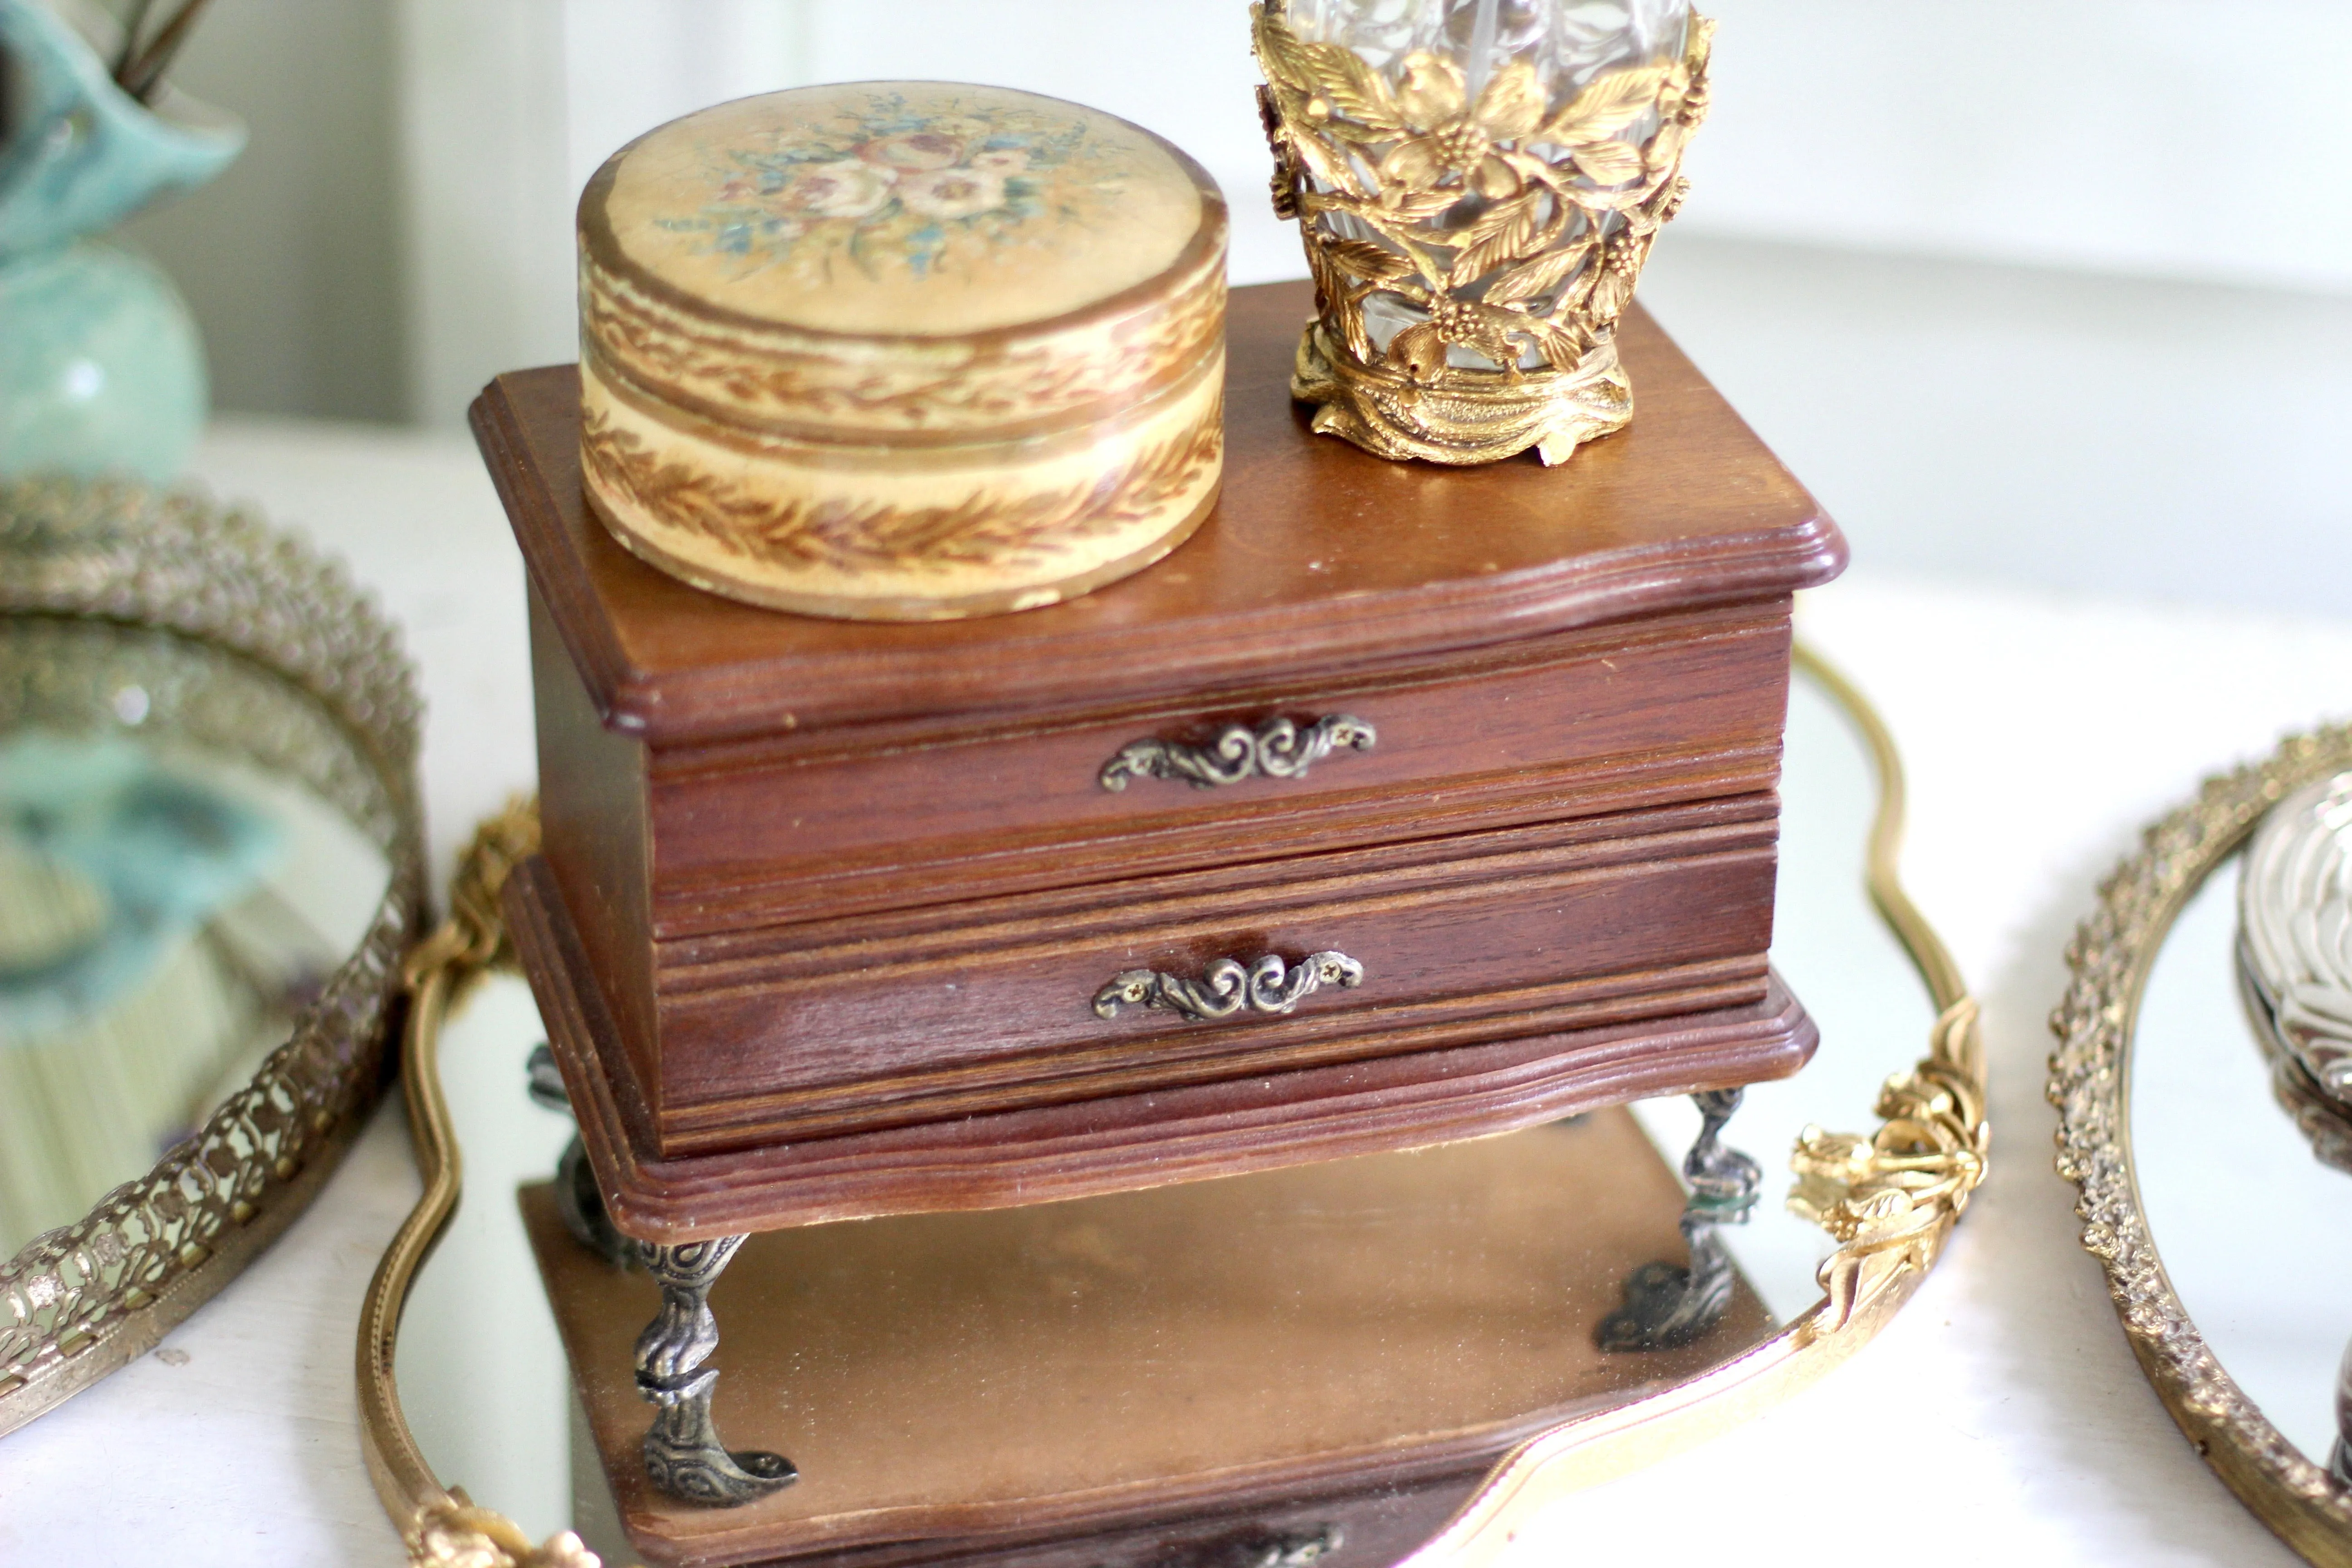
406,1499,600,1568
1393,642,1987,1567
1098,713,1377,791
0,477,426,1435
1251,3,1713,466
2050,722,2352,1567
1093,950,1366,1022
355,800,605,1568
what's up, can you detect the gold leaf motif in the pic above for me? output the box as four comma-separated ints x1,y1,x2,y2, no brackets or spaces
1302,39,1405,131
1543,64,1671,143
1248,6,1317,95
1383,187,1467,224
1686,15,1719,73
1529,317,1589,372
1322,237,1416,286
1449,191,1544,288
1286,122,1369,199
1485,240,1593,307
1451,185,1551,256
1569,138,1646,186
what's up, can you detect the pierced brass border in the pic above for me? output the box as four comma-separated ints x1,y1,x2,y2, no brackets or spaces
0,476,428,1434
2049,721,2352,1567
361,643,1985,1568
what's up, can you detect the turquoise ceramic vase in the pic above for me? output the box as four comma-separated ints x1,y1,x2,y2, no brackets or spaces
0,0,242,482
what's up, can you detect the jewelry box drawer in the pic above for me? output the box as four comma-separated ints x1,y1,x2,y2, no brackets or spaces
609,603,1797,936
632,799,1782,1156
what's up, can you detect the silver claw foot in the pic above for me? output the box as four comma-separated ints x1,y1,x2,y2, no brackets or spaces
635,1235,795,1505
1599,1087,1762,1352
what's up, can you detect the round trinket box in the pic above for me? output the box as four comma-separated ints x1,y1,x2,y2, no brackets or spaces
576,82,1229,621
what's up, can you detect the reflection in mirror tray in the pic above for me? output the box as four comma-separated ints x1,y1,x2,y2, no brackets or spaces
0,477,426,1432
2055,722,2352,1568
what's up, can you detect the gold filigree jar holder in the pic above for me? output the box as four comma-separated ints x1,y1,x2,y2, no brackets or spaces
1252,2,1712,466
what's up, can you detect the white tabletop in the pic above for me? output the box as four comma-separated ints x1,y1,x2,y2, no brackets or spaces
2,416,2349,1567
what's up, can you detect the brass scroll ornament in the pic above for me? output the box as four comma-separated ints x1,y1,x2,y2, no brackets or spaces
1099,713,1375,791
1094,951,1364,1023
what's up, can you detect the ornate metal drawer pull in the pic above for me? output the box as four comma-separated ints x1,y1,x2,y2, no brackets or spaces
1098,713,1375,791
1093,951,1364,1023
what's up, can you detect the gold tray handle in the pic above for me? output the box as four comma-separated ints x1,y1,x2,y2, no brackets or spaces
1093,951,1363,1022
1098,713,1375,791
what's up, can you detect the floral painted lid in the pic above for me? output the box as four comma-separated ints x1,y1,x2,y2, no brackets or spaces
584,82,1212,338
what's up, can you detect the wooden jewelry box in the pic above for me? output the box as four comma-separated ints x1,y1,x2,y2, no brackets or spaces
486,280,1846,1245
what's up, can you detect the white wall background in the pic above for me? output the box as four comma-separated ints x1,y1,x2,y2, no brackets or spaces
393,0,2352,426
113,0,406,421
1686,0,2352,294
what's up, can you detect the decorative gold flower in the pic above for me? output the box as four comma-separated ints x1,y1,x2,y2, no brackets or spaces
1377,53,1546,201
898,166,1007,221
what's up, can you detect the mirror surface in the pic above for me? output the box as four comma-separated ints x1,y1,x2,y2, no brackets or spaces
0,616,391,1257
2135,851,2352,1468
393,660,1943,1553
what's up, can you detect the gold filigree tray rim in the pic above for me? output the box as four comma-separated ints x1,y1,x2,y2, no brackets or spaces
360,641,1986,1568
2050,720,2352,1568
0,475,429,1435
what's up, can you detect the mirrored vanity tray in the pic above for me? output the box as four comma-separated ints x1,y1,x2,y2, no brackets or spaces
0,479,424,1433
364,645,1987,1568
2055,722,2352,1567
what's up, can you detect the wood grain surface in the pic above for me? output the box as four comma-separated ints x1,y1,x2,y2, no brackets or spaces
616,602,1796,936
509,852,1816,1238
637,801,1783,1150
491,279,1837,1236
